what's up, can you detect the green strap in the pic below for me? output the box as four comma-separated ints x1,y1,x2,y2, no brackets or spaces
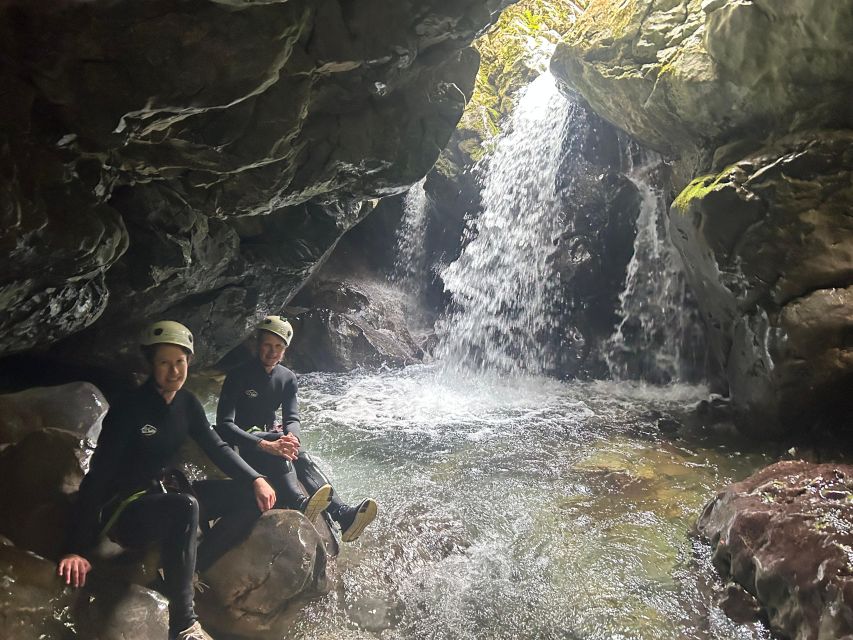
246,426,264,434
98,489,148,540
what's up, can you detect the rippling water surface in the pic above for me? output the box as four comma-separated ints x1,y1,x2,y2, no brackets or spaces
199,365,771,640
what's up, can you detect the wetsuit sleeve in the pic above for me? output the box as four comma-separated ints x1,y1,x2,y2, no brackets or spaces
64,402,132,556
214,372,266,448
190,394,262,482
282,374,302,441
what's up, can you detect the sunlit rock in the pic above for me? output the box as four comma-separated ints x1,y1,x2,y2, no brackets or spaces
197,509,332,639
551,0,853,185
670,132,853,434
0,544,168,640
0,382,107,444
699,460,853,639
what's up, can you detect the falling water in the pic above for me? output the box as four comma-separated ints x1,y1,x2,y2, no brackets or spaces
391,178,429,288
605,155,700,383
437,73,572,375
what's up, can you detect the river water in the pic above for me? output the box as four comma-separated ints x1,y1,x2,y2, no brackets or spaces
197,366,772,640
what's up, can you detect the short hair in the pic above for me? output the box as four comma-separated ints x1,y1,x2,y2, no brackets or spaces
256,328,286,346
141,343,194,365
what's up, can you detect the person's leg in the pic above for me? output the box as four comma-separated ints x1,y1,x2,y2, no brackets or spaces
294,450,345,515
192,479,260,573
293,450,377,540
111,492,199,637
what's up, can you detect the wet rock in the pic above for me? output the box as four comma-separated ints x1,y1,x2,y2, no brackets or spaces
0,428,87,559
670,132,853,434
698,460,853,639
197,509,331,640
0,382,107,444
718,582,763,625
656,416,681,435
0,544,169,640
287,278,425,372
0,0,500,368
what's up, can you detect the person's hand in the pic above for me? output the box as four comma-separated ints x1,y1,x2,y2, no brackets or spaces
273,433,300,461
258,434,299,461
57,554,92,587
253,477,276,512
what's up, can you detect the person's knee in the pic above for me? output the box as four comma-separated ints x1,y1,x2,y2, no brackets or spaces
169,493,200,527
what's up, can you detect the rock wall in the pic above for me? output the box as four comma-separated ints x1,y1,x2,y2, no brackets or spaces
0,0,510,371
551,0,853,432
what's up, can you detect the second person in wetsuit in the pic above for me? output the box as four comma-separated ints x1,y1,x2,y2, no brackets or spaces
216,316,378,542
58,321,277,640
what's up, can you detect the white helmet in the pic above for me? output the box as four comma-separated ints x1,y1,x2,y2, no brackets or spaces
257,316,293,346
140,320,194,354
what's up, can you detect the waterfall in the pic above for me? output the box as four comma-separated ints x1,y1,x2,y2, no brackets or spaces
437,73,573,375
605,155,700,383
390,178,429,289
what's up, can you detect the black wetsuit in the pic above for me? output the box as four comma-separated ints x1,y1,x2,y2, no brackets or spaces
66,379,263,635
216,359,344,516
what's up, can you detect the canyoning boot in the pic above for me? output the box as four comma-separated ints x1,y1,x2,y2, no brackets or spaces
335,498,378,542
299,483,333,524
175,621,215,640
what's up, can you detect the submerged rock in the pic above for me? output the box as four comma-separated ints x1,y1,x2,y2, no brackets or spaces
698,460,853,639
0,382,107,444
197,509,332,639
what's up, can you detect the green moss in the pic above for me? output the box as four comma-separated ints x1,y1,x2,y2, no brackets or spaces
457,0,582,162
672,165,738,212
566,0,638,46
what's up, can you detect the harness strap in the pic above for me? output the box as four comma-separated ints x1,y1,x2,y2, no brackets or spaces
97,489,148,540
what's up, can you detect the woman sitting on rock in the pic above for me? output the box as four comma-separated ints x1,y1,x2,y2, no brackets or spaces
57,321,279,640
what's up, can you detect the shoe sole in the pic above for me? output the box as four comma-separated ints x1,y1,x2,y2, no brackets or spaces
303,484,333,524
341,498,378,542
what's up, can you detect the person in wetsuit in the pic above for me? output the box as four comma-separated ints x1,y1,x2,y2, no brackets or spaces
57,321,278,640
216,315,378,542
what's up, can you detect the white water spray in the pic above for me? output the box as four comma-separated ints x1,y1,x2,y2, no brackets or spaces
437,73,572,375
605,155,698,382
391,178,429,289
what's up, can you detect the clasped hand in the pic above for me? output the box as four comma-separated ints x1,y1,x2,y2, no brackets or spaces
258,432,299,461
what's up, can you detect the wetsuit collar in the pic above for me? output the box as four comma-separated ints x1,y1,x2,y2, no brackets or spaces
142,376,177,407
255,356,277,377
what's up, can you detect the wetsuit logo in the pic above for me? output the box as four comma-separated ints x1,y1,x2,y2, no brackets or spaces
245,389,258,398
140,424,157,436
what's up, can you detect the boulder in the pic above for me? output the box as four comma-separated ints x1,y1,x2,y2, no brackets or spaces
0,544,168,640
0,428,87,559
0,382,107,444
287,278,426,372
670,132,853,434
698,460,853,640
197,509,331,639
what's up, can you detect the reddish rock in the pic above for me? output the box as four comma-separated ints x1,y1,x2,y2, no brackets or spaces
698,460,853,639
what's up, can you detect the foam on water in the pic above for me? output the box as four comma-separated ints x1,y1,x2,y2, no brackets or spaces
202,366,775,640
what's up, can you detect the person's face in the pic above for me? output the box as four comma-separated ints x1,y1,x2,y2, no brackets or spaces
258,332,287,369
151,344,189,393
